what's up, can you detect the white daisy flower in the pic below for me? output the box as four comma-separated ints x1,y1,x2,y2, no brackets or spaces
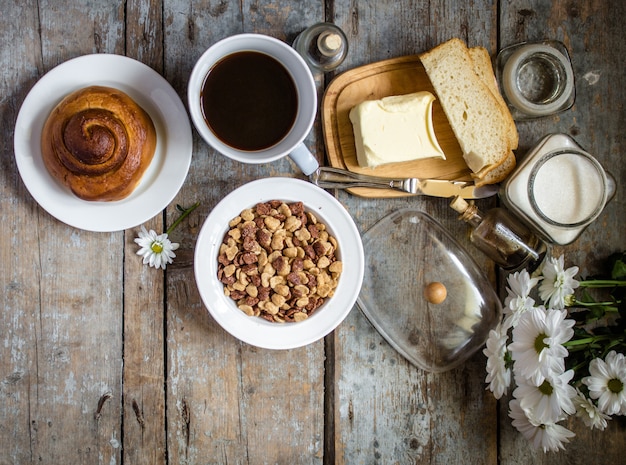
483,321,512,399
573,388,610,430
538,254,580,310
513,369,577,424
134,226,180,270
582,350,626,415
509,307,574,385
509,399,575,453
503,269,539,327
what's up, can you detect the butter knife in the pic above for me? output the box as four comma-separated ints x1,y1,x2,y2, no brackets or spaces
309,166,498,199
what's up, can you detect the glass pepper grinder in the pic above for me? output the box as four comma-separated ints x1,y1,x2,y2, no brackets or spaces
293,22,348,72
450,196,548,271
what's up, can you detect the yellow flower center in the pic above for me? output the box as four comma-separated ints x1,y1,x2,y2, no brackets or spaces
539,379,553,396
151,241,164,254
534,333,549,354
608,378,624,394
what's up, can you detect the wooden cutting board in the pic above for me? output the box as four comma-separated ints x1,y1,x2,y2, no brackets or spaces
321,55,473,198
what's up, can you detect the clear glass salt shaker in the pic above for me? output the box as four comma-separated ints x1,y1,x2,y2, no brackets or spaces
293,23,348,72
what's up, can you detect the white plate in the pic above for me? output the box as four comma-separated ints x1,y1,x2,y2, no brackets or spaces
194,178,364,350
14,54,193,232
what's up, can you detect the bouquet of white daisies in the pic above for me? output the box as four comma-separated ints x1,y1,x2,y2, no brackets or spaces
484,252,626,452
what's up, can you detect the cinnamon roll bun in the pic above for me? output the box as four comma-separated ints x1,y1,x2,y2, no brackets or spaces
41,85,157,201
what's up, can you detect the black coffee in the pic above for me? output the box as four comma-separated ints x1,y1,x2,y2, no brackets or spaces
201,51,298,151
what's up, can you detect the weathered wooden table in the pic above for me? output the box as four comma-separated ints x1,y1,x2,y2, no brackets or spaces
2,1,624,464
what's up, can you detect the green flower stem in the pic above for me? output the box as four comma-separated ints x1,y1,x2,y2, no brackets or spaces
569,299,620,310
578,279,626,288
604,339,625,353
571,359,589,373
166,202,200,235
564,334,613,348
564,334,626,359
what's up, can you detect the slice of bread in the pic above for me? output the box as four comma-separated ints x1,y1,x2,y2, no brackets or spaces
467,46,517,184
474,150,516,186
420,38,517,183
468,46,518,151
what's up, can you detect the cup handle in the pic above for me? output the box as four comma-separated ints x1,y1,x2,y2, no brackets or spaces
289,142,319,176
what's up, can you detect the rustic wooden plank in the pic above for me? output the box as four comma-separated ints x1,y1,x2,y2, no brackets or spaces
121,238,168,465
36,0,127,460
126,0,165,73
162,1,327,463
121,1,168,464
0,2,128,463
0,4,43,464
328,0,500,463
38,1,125,65
498,1,626,463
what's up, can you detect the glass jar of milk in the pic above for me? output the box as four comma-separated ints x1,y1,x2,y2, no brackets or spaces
500,133,616,245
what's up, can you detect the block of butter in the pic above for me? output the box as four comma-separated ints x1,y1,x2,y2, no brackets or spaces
349,91,446,168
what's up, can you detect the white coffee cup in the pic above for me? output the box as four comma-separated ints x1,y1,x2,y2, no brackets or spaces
188,33,319,175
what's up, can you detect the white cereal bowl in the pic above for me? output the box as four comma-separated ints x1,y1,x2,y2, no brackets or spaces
194,177,364,349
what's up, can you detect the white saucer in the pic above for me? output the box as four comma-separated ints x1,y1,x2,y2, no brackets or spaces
14,54,192,232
